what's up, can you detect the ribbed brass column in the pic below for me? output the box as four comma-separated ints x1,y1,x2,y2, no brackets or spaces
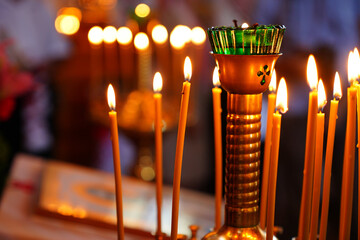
225,93,262,228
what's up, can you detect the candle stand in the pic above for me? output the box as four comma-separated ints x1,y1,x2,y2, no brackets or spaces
203,25,285,239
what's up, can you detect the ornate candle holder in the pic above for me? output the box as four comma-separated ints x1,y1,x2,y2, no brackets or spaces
203,24,285,239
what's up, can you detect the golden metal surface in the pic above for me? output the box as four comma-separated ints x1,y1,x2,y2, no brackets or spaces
202,225,265,240
212,54,280,94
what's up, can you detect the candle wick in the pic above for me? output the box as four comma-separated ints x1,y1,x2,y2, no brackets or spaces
233,19,238,28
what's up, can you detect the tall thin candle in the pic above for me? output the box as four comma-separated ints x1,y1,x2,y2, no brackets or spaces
153,72,163,237
309,80,327,240
212,66,223,230
298,55,318,240
339,51,357,240
107,84,125,240
319,72,342,240
266,77,288,240
171,57,192,240
260,69,277,230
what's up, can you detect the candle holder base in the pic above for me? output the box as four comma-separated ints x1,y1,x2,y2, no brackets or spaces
202,224,265,240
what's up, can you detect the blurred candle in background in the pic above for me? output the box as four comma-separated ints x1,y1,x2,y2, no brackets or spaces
298,54,318,240
319,72,342,240
339,51,357,240
309,79,327,240
260,69,277,230
88,26,104,97
152,24,170,87
212,66,222,230
103,26,118,83
117,26,134,91
134,32,151,90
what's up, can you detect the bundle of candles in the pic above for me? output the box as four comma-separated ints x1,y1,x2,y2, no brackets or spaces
105,21,360,240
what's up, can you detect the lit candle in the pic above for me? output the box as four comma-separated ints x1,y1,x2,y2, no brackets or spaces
103,26,118,82
88,26,103,91
309,79,327,240
134,32,151,90
266,77,288,240
170,57,192,240
152,25,170,83
153,72,163,236
212,66,222,231
298,54,318,240
339,50,357,240
354,47,360,240
260,69,277,230
107,84,124,240
117,27,134,90
319,72,342,240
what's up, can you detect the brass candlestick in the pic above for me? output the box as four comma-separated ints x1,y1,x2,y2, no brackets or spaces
203,24,285,240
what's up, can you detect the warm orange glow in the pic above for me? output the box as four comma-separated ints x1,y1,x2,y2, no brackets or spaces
107,84,116,110
276,77,288,114
184,56,192,81
241,23,249,28
170,25,191,49
55,15,80,35
98,0,117,10
134,32,149,50
348,51,357,84
333,71,342,100
152,25,168,44
307,55,318,90
317,79,327,110
212,66,220,87
153,72,163,92
353,47,360,79
103,26,117,44
191,27,206,45
269,69,277,92
88,26,103,45
117,27,133,45
135,3,151,18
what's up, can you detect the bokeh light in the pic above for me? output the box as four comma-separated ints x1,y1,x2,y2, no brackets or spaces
134,32,149,50
103,26,117,44
170,25,191,49
88,26,103,45
135,3,151,18
152,25,168,44
117,27,133,45
191,27,206,45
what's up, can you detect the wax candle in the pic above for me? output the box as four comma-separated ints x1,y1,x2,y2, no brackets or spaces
298,55,318,240
260,69,277,230
103,26,118,83
117,27,134,91
152,25,170,85
266,77,288,240
153,72,163,236
88,26,103,93
354,47,360,240
339,51,357,240
134,32,151,90
319,72,342,240
212,66,223,230
107,84,124,240
309,80,327,240
170,57,192,240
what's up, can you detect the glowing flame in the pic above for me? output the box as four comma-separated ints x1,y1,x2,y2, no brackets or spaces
348,51,357,84
153,72,163,92
353,47,360,80
88,26,103,45
117,27,133,45
134,32,149,50
307,55,318,90
276,77,288,114
135,3,151,18
269,69,277,92
152,25,168,44
107,84,116,110
241,23,249,28
184,56,192,81
103,26,117,44
55,7,81,35
212,66,220,87
333,72,342,100
317,79,327,110
191,27,206,45
170,25,191,49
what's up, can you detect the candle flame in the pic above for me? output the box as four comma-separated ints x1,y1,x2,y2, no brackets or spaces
170,25,191,49
117,27,133,45
107,84,116,110
184,56,192,81
191,27,206,45
307,54,318,90
333,71,342,100
152,24,168,44
317,79,327,110
134,32,149,50
103,26,117,44
212,66,220,87
276,77,288,114
88,26,103,45
353,47,360,80
269,69,277,92
241,23,249,28
153,72,163,92
348,50,357,85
